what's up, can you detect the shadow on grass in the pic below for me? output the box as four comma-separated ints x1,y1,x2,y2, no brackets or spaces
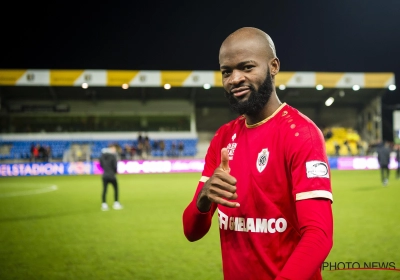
0,209,98,223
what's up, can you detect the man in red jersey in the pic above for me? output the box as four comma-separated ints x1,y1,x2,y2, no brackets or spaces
182,27,333,280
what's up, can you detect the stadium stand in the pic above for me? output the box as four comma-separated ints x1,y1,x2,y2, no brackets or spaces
0,138,198,162
324,127,368,156
0,69,395,164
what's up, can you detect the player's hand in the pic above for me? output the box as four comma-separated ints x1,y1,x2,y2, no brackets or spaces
197,148,240,212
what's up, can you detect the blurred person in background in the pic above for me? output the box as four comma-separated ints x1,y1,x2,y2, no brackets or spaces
183,27,333,280
43,145,51,162
30,143,39,162
356,141,365,156
324,128,333,140
376,141,391,186
143,136,151,159
152,140,159,152
159,140,166,158
169,141,177,157
100,145,123,211
396,144,400,179
334,141,341,156
136,140,144,159
122,144,132,160
137,132,143,144
343,140,352,156
178,141,185,157
38,144,46,162
113,143,123,160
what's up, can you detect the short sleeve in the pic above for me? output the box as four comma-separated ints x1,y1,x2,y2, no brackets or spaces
288,121,333,202
199,128,222,183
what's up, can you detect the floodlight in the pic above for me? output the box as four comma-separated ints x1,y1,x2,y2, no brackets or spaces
325,97,334,106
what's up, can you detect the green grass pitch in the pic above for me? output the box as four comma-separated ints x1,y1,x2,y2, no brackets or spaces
0,170,400,280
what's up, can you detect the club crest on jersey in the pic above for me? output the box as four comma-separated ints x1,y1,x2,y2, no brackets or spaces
257,148,269,172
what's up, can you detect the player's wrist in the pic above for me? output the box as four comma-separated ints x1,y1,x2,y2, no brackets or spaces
196,191,212,213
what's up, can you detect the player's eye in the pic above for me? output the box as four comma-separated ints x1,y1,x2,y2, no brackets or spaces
244,65,254,71
221,70,231,77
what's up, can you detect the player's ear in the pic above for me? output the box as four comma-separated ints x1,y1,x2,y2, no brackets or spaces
270,57,280,76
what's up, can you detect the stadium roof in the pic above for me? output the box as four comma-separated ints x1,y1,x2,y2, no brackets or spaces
0,69,395,88
0,69,395,110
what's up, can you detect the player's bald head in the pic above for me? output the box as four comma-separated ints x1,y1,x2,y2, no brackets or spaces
219,27,277,63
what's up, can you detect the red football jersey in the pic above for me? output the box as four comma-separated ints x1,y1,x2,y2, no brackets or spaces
185,103,332,280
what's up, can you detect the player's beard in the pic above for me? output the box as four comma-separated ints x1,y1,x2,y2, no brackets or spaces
224,68,274,116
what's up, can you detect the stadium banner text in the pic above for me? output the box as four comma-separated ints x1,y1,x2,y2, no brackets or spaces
0,160,205,177
94,159,205,174
0,157,397,177
0,162,92,177
336,156,398,170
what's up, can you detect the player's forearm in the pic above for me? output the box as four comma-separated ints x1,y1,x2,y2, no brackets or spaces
276,226,332,279
277,199,333,280
182,200,213,242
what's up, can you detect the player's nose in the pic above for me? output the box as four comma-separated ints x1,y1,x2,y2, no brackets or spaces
228,70,246,87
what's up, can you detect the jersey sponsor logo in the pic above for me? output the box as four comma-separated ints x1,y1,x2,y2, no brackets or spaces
257,148,269,172
218,209,287,233
225,133,238,160
227,143,237,160
306,161,329,178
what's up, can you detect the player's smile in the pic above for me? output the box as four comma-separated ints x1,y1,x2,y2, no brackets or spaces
231,86,251,98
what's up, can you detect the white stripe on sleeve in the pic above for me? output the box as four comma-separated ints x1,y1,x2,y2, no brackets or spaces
199,176,210,183
296,190,333,202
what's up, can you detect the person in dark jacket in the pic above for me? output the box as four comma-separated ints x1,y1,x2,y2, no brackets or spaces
377,141,391,186
100,145,123,211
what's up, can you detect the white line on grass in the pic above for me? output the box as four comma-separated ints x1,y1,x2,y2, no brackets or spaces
0,185,58,198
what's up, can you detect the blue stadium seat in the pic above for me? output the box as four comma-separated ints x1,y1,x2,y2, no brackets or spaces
0,137,198,160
